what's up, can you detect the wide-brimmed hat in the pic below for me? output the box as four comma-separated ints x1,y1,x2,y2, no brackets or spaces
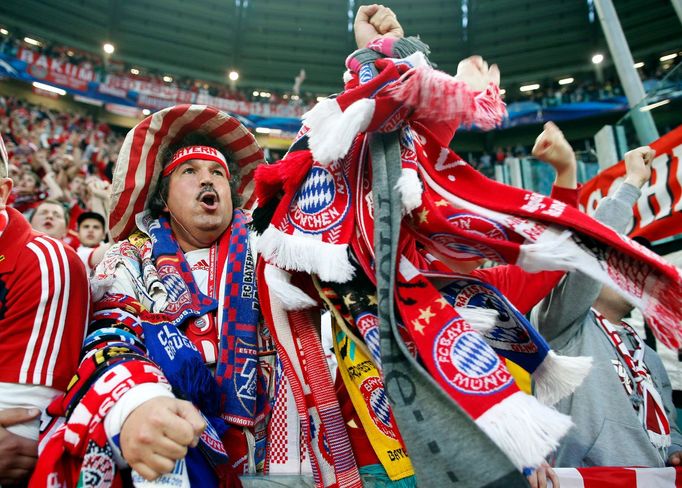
109,104,265,241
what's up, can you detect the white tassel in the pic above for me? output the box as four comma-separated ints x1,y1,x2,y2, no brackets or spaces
258,225,355,283
532,350,593,406
517,230,579,273
476,390,573,470
304,98,375,165
263,264,317,311
394,168,423,214
454,307,498,334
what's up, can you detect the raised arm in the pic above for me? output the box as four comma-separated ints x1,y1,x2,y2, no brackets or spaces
531,146,654,342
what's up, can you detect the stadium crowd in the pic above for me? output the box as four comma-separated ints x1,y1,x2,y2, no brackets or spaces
0,5,681,488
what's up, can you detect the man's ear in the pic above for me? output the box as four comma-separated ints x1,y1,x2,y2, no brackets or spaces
0,178,13,208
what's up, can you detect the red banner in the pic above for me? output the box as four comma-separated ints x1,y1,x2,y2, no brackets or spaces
555,466,682,487
17,47,97,91
104,75,195,103
195,93,308,118
579,124,682,242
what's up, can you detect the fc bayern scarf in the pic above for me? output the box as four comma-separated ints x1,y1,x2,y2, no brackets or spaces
148,210,267,430
258,261,362,488
315,277,414,481
438,273,593,406
370,131,528,487
30,343,170,488
594,311,671,451
394,253,573,471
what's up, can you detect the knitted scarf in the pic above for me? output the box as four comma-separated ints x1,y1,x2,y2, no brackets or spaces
438,273,593,406
258,261,362,488
147,211,269,470
30,342,169,487
256,53,682,350
594,311,671,451
314,276,414,482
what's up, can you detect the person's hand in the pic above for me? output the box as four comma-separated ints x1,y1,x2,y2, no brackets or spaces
120,397,206,481
87,177,111,200
527,461,559,488
532,121,577,189
455,55,500,92
0,408,40,485
354,4,404,49
623,146,654,189
668,451,682,466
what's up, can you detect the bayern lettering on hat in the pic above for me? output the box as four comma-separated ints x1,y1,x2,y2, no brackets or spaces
163,145,230,177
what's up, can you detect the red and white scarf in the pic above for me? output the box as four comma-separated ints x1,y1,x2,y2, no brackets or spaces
258,261,362,488
594,310,671,450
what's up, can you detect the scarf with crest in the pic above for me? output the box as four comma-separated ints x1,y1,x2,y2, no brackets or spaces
252,50,682,478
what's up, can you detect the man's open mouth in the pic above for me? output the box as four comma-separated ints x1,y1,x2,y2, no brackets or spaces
198,191,219,209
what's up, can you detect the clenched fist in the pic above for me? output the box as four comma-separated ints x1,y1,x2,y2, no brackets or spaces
121,397,206,481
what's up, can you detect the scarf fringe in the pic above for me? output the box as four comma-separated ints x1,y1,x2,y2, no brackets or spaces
259,225,355,283
390,67,475,123
264,264,318,311
473,84,507,130
517,230,577,273
395,168,423,214
453,306,498,334
532,350,593,406
304,98,375,165
476,390,573,471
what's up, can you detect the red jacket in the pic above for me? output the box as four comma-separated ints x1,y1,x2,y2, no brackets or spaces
0,207,89,390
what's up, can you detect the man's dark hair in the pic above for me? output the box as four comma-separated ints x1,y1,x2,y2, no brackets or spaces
77,211,106,229
148,133,241,218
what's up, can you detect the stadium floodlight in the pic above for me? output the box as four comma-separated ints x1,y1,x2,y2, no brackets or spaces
591,53,604,64
0,29,8,36
558,77,574,85
32,81,66,96
659,53,677,62
103,43,115,55
520,83,540,92
633,62,644,69
252,90,259,96
130,68,140,75
639,99,669,112
163,76,173,83
142,109,151,116
24,37,41,46
228,71,239,81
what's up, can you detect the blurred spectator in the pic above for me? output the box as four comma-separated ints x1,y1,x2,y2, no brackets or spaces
75,211,110,274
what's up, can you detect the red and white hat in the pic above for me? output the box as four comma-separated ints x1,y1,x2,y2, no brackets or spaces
0,134,8,176
109,104,266,242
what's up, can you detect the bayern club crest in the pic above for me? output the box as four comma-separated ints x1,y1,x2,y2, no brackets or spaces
360,376,397,439
443,280,536,353
430,213,509,261
288,159,350,235
434,318,513,395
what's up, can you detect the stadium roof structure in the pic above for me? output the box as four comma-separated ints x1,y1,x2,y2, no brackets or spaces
1,0,680,96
